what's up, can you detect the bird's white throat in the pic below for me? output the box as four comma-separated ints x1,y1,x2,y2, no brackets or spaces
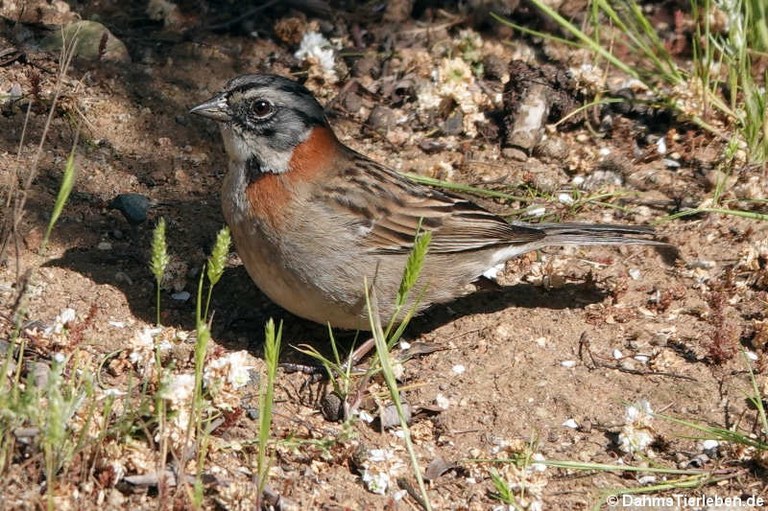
220,124,297,175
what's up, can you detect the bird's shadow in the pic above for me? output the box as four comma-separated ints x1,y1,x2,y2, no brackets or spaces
214,272,612,366
412,279,606,336
46,242,610,363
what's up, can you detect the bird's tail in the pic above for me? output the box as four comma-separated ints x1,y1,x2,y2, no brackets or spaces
520,222,668,247
489,222,669,269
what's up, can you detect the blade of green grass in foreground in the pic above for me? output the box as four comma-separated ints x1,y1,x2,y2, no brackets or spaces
149,218,169,326
293,327,358,410
204,226,231,322
662,207,768,222
41,143,77,255
367,285,432,511
257,319,282,504
363,225,433,509
384,227,432,345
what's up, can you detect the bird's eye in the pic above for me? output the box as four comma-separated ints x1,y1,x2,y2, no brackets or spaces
251,99,274,118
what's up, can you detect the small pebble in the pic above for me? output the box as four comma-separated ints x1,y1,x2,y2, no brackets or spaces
367,105,397,131
109,193,154,225
442,111,464,135
620,359,636,371
8,82,22,100
628,268,642,280
380,403,412,429
501,147,528,161
418,139,447,153
534,136,569,161
320,392,344,422
452,364,466,375
342,91,362,113
562,418,579,429
97,241,113,251
612,349,623,359
560,360,577,368
583,169,623,190
358,410,374,423
171,291,191,301
526,206,546,217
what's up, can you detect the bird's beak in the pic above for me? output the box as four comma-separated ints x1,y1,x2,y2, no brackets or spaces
189,94,232,121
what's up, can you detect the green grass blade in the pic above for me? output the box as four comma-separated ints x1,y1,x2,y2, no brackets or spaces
204,226,231,321
401,172,529,202
257,319,282,500
366,283,432,511
150,218,169,325
526,0,640,80
41,145,77,255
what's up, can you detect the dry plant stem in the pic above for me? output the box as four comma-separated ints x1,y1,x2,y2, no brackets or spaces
0,103,33,277
1,27,79,273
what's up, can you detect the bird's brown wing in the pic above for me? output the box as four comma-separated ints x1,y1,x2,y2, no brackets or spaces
318,151,545,255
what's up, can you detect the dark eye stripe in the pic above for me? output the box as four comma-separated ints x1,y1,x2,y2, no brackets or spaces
292,107,325,127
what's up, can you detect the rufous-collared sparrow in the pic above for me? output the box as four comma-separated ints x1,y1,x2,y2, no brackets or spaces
191,74,664,331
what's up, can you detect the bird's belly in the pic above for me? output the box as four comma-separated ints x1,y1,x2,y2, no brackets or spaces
228,219,369,330
221,170,368,329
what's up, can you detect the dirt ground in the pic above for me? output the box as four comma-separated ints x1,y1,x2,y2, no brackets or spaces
1,1,767,509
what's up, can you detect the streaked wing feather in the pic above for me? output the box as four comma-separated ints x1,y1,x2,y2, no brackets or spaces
320,151,545,254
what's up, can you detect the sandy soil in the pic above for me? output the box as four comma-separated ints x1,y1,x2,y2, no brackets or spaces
1,1,767,509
